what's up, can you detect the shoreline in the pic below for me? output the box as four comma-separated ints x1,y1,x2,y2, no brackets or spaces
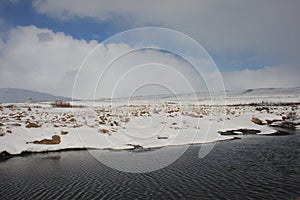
1,131,296,159
1,95,299,157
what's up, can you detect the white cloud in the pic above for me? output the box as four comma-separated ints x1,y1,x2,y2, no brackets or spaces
0,26,212,99
32,0,300,66
0,38,5,50
0,25,299,99
0,25,98,97
222,65,300,90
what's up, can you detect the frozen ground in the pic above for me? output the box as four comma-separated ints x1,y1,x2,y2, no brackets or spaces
0,88,299,155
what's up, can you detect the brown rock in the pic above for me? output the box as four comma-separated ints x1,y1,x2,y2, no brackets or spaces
61,130,68,135
26,122,41,128
265,119,281,125
251,117,263,125
10,123,22,126
99,129,111,135
32,135,61,145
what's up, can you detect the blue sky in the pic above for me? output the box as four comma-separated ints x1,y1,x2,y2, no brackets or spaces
0,0,124,41
0,0,299,96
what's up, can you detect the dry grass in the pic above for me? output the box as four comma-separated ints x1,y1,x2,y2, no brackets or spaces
51,100,71,108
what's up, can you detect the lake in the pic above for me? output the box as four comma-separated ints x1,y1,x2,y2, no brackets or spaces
0,133,299,199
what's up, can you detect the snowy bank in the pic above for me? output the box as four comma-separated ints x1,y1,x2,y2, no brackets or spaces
0,94,299,155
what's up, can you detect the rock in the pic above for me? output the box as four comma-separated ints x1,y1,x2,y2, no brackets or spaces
99,128,111,135
120,117,130,123
10,123,22,126
113,121,119,126
32,135,61,145
270,121,296,129
26,122,41,128
61,130,68,135
255,107,269,112
265,119,281,124
282,116,287,121
127,144,143,150
0,123,4,126
157,134,169,139
251,117,263,125
218,128,261,135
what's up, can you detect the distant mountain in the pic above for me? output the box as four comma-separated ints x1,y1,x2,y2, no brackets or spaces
0,88,73,103
95,87,300,102
239,87,300,96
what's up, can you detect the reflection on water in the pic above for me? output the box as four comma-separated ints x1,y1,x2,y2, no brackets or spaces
0,133,299,199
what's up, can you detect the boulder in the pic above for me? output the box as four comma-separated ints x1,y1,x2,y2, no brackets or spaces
32,135,61,145
251,117,264,125
26,122,41,128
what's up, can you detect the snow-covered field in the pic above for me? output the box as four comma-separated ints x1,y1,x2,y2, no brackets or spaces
0,88,299,155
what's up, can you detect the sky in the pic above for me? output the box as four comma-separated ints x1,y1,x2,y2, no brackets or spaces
0,0,300,98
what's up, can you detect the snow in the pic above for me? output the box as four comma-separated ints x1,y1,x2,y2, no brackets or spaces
0,88,299,155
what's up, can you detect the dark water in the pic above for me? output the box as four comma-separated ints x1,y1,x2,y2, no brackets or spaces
0,134,299,199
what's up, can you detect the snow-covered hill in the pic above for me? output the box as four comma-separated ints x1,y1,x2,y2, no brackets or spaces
0,88,72,103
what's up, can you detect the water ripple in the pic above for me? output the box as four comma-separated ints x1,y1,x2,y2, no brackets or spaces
0,134,299,199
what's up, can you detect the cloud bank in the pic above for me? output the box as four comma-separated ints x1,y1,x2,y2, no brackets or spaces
32,0,300,68
0,26,299,99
